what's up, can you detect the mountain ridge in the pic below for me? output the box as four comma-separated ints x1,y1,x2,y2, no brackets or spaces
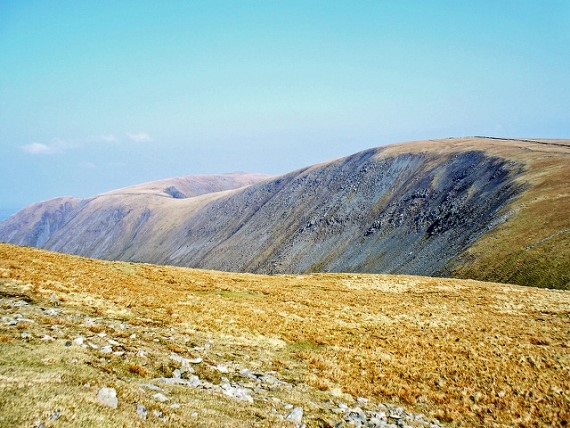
1,137,569,289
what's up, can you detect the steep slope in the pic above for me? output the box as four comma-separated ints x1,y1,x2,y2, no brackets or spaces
1,138,568,288
0,197,83,247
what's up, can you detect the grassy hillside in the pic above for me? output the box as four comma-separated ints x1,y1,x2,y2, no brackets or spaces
446,139,570,289
1,243,568,427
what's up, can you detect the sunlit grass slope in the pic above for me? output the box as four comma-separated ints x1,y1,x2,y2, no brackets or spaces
1,243,569,426
443,138,570,289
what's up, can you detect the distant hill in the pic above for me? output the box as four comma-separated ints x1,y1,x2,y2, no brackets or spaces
1,137,568,289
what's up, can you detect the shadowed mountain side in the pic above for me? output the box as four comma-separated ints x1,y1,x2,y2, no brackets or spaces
163,148,524,276
0,197,83,248
1,138,568,288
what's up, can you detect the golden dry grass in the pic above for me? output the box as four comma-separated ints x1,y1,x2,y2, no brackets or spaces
1,242,569,426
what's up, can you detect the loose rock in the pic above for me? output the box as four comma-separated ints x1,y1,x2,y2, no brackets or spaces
97,387,118,409
286,406,303,425
152,392,169,402
136,403,147,420
221,382,254,403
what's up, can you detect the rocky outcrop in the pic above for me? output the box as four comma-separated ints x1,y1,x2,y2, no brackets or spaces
161,149,523,276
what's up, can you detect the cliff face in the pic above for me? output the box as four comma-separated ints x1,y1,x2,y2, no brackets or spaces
163,149,523,276
1,138,569,288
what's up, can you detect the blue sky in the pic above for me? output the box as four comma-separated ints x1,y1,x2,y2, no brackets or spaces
1,1,569,218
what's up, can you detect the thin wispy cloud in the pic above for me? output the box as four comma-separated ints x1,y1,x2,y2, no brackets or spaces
20,139,77,155
20,133,128,156
21,132,151,156
21,142,59,155
126,132,152,143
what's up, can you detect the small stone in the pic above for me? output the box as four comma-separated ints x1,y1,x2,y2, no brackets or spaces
49,293,60,306
345,407,366,423
173,369,181,379
20,332,31,339
87,342,99,349
191,412,198,418
136,404,147,420
50,410,61,421
152,409,168,421
41,335,55,341
73,336,84,346
170,403,180,409
216,364,229,373
369,417,382,425
65,341,72,347
152,376,200,387
129,333,137,339
12,300,29,307
97,387,118,409
137,350,147,357
188,357,203,364
371,411,387,420
221,383,254,403
285,407,303,425
239,368,256,379
139,383,163,392
187,375,201,387
152,392,169,402
100,345,113,354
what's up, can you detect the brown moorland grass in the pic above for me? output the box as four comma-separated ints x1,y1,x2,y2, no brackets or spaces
1,242,569,426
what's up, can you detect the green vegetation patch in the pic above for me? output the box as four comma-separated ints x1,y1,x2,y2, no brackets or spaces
286,339,322,353
192,290,266,300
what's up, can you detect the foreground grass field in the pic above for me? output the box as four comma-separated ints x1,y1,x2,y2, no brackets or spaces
0,243,569,426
